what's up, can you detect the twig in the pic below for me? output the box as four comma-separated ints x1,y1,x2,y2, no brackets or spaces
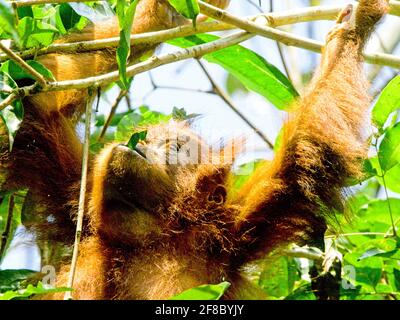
197,60,274,149
64,88,93,300
325,232,387,239
283,247,323,262
0,194,15,260
269,0,292,82
0,92,19,111
98,89,128,142
0,42,47,87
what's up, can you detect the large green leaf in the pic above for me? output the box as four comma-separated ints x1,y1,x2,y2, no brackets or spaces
0,60,55,82
344,252,383,290
168,34,298,110
383,163,400,193
55,3,85,34
17,17,59,49
0,269,36,293
167,0,199,21
0,190,26,260
0,73,24,150
170,282,230,300
0,0,19,44
355,198,400,234
116,0,139,89
0,104,23,151
372,76,400,129
378,122,400,172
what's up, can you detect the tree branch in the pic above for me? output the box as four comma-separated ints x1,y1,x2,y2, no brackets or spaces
64,88,93,300
0,2,398,108
0,42,47,87
198,0,400,69
2,5,399,62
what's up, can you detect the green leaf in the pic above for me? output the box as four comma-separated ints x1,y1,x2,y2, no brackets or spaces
126,130,147,150
372,76,400,129
116,0,139,89
55,3,83,34
0,60,55,82
0,72,23,150
167,0,199,22
172,107,198,121
383,163,400,194
344,252,383,289
17,17,59,49
0,269,36,293
226,73,249,95
115,106,171,142
0,282,71,300
94,110,133,127
258,256,297,298
284,282,316,300
0,0,19,44
168,34,298,110
17,6,33,19
378,122,400,172
31,4,57,20
0,103,23,151
357,198,400,230
170,282,230,300
358,248,398,261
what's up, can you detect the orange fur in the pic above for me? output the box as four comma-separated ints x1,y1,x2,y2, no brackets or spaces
0,0,387,299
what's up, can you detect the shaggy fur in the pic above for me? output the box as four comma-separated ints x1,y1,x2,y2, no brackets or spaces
0,0,388,299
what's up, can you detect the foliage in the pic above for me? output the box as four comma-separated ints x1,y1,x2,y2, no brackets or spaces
170,282,230,300
0,0,399,301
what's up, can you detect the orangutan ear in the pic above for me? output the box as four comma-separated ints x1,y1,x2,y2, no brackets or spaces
208,184,227,205
195,165,231,204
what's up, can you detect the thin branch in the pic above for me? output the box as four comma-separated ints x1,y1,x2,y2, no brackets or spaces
98,89,128,142
269,0,292,84
325,232,387,239
64,88,93,300
283,247,323,262
0,42,47,87
0,92,19,111
143,71,213,102
197,60,274,149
